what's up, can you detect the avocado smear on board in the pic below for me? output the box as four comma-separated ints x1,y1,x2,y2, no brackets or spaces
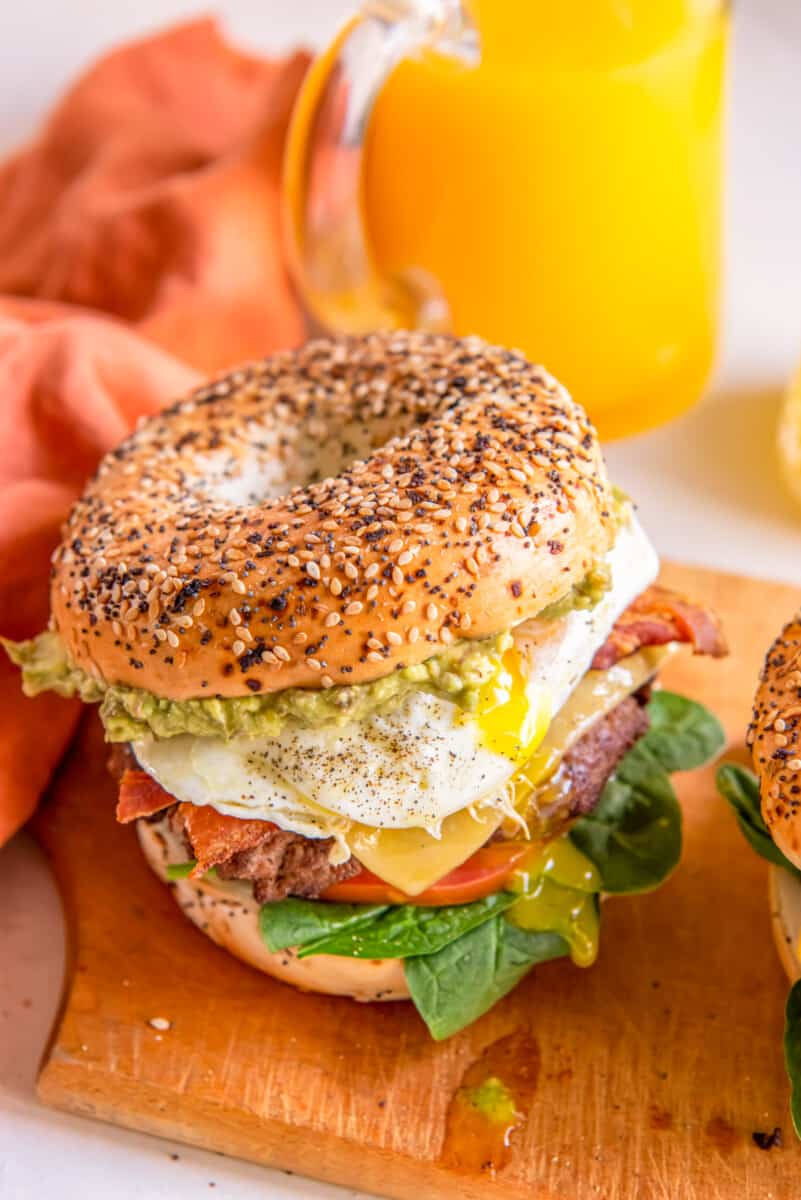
3,562,612,742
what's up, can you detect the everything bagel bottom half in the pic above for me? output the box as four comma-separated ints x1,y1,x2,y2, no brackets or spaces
770,863,801,986
137,816,409,1002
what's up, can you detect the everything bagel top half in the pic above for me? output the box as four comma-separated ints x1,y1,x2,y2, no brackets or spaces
50,332,615,698
6,333,726,1022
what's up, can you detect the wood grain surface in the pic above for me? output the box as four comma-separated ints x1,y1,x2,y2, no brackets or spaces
31,562,801,1200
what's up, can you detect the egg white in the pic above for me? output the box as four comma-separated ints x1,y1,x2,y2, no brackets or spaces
134,514,658,837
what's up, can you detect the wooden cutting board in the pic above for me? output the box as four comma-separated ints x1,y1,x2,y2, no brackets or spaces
31,562,801,1200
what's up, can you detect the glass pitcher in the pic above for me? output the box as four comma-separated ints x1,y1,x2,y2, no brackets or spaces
283,0,729,439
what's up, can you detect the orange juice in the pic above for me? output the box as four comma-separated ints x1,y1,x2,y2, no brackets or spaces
362,1,728,438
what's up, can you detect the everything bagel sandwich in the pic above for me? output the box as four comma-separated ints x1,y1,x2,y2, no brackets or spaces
719,616,801,1134
6,332,727,1038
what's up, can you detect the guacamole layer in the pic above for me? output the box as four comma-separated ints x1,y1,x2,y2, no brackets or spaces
4,629,514,742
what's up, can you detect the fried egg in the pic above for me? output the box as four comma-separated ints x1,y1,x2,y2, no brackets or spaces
134,514,658,836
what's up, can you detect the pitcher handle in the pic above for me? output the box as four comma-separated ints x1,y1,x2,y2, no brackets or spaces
282,1,478,335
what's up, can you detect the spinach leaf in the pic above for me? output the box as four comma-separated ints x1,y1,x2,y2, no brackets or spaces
259,897,389,953
785,980,801,1139
166,861,196,880
298,890,516,960
716,762,801,877
568,691,722,894
569,739,682,893
642,690,725,772
405,917,568,1040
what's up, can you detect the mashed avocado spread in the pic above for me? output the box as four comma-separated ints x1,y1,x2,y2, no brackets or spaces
536,562,611,622
4,629,513,742
3,555,614,743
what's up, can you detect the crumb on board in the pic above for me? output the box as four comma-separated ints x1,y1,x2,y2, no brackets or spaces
752,1128,782,1150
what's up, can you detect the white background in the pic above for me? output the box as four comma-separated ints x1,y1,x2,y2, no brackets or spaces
1,2,801,1198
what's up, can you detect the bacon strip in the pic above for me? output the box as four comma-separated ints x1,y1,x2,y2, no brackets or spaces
592,585,727,671
117,769,174,823
116,769,274,875
179,802,275,875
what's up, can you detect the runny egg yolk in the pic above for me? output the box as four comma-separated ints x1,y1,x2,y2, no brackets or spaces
469,647,551,765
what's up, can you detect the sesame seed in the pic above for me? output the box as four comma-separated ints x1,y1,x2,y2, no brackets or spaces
306,561,321,581
273,645,291,662
366,651,384,663
345,601,363,616
325,612,342,627
307,657,322,671
232,639,246,656
426,603,438,621
386,631,402,646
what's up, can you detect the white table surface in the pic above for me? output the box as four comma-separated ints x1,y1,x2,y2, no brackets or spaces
2,2,801,1198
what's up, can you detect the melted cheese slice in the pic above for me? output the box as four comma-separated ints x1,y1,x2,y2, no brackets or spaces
346,646,672,894
347,804,501,897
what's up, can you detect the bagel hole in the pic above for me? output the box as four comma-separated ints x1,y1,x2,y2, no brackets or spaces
192,413,428,506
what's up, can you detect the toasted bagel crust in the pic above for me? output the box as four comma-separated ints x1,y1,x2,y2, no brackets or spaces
137,817,409,1002
51,333,616,699
750,614,801,869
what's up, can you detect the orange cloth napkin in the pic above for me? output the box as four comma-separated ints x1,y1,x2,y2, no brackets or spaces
0,19,310,845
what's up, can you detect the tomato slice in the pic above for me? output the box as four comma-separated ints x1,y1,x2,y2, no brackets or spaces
320,842,532,907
